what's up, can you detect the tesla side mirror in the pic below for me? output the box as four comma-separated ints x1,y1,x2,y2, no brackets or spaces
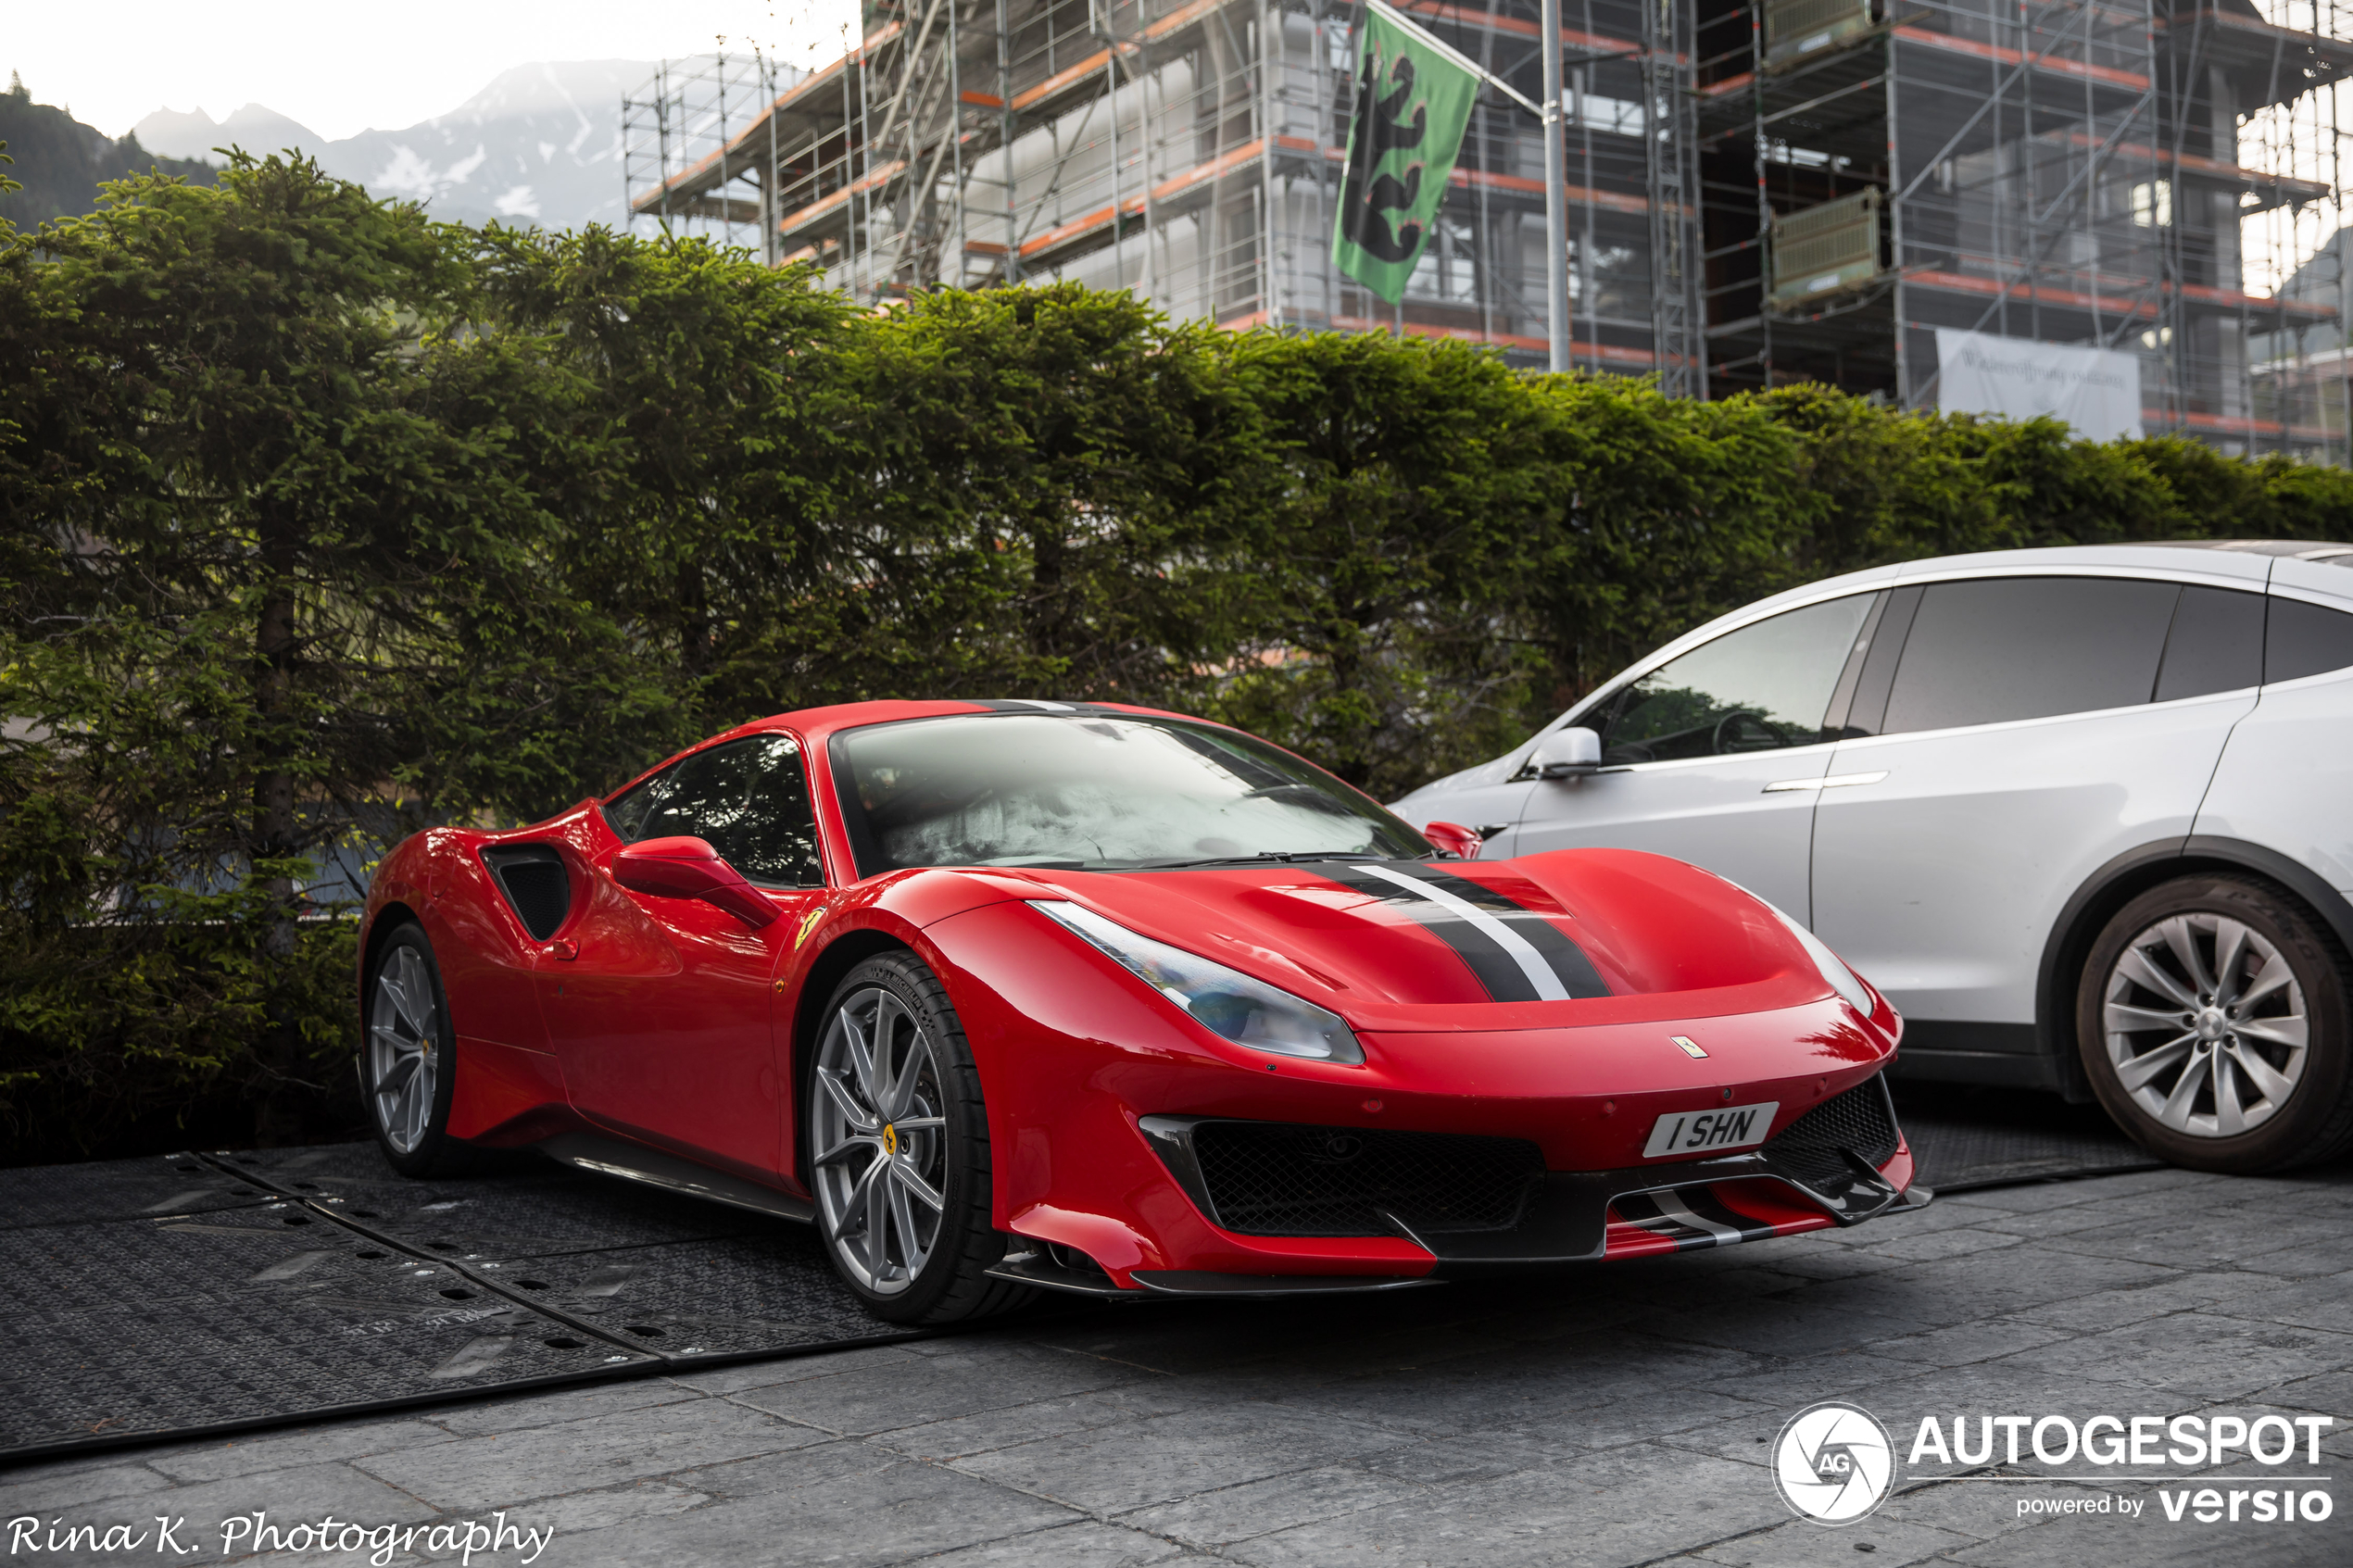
611,836,780,929
1529,727,1603,779
1422,821,1483,860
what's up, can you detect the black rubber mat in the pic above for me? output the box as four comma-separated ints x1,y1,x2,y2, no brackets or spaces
0,1144,924,1462
0,1153,277,1229
213,1145,749,1258
0,1102,2162,1462
208,1145,902,1359
0,1210,655,1455
1895,1085,2164,1192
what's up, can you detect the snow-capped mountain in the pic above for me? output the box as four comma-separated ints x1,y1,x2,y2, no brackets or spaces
135,103,322,164
133,60,678,231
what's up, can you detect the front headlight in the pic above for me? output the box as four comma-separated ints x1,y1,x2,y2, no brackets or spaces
1032,899,1365,1064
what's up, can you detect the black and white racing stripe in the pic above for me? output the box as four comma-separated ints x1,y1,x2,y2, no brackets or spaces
963,698,1105,713
1613,1186,1783,1251
1304,861,1609,1002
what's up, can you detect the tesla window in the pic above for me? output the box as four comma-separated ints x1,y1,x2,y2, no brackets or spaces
830,713,1431,874
1881,577,2178,734
605,734,825,887
1600,595,1874,763
2154,585,2266,701
2266,596,2353,684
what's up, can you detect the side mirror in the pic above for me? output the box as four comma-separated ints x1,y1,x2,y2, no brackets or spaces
611,836,779,929
1422,821,1483,860
1529,727,1603,779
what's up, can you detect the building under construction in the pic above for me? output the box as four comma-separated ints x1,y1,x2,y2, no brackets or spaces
624,0,2353,458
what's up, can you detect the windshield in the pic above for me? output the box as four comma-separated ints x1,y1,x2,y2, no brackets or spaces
829,712,1432,876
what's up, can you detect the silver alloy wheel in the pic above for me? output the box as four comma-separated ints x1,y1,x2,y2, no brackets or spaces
2102,910,2309,1137
369,946,440,1154
811,985,949,1295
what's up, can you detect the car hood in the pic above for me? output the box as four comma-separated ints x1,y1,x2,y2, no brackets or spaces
979,849,1849,1034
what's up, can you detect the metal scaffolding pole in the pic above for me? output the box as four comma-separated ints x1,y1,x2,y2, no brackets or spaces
1542,0,1571,370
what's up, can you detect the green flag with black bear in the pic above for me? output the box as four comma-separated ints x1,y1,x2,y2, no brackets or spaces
1332,4,1481,306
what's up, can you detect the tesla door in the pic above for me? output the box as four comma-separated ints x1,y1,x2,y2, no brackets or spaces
1810,576,2260,1063
2196,583,2353,889
540,734,827,1177
1512,592,1879,922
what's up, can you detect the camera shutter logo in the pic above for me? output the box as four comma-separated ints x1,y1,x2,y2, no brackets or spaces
1773,1400,1896,1524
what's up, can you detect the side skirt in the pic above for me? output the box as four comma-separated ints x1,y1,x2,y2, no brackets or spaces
535,1131,816,1225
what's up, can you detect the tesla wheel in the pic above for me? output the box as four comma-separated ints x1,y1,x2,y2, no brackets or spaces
361,923,479,1178
807,953,1034,1324
2077,876,2353,1173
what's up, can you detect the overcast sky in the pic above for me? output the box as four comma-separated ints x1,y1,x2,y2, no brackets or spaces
8,0,861,142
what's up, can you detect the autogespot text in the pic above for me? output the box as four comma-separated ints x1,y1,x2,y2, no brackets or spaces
1907,1411,2335,1526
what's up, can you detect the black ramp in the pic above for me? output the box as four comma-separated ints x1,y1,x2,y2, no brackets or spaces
0,1101,2163,1463
481,1235,901,1359
0,1143,928,1463
1895,1084,2163,1191
0,1153,277,1229
0,1199,655,1458
210,1144,910,1359
213,1143,752,1257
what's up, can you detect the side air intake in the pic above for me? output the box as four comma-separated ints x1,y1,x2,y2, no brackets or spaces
480,844,572,941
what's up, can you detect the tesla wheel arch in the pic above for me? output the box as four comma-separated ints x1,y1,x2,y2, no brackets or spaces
808,952,1034,1323
2078,875,2353,1173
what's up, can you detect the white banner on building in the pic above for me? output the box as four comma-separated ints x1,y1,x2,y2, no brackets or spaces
1933,329,2143,442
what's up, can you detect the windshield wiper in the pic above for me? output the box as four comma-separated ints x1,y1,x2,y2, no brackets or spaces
1130,851,1392,871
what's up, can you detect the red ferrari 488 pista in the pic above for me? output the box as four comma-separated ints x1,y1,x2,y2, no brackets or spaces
359,700,1926,1323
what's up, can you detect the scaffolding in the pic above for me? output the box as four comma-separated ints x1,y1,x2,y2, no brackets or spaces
623,0,2353,459
622,53,810,265
1697,0,2353,457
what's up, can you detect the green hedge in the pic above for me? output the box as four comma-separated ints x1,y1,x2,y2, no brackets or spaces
6,154,2351,1161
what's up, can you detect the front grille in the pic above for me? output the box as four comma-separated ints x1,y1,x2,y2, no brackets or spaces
1188,1122,1543,1237
1761,1076,1900,1190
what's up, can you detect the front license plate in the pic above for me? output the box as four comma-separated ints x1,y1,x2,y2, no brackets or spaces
1642,1101,1780,1159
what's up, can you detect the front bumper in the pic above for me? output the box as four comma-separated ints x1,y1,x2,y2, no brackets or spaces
989,1076,1929,1298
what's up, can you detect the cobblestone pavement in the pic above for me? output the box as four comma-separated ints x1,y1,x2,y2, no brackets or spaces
6,1166,2349,1567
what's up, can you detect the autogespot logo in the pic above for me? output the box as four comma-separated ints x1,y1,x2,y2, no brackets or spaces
1774,1400,1897,1525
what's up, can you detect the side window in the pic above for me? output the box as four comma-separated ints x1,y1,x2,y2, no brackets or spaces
604,775,667,842
1602,595,1875,763
1881,577,2178,734
2155,586,2266,701
607,735,824,887
2266,596,2353,684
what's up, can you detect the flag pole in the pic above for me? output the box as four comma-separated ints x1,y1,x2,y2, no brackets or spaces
1540,0,1569,373
1360,0,1567,371
1365,0,1540,115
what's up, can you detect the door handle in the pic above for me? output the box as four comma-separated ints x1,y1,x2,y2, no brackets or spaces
1761,771,1889,794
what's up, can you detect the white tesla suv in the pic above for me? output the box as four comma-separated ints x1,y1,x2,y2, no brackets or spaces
1395,541,2353,1173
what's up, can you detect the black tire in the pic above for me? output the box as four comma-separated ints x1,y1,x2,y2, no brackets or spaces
359,922,482,1178
2077,875,2353,1174
805,952,1035,1324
